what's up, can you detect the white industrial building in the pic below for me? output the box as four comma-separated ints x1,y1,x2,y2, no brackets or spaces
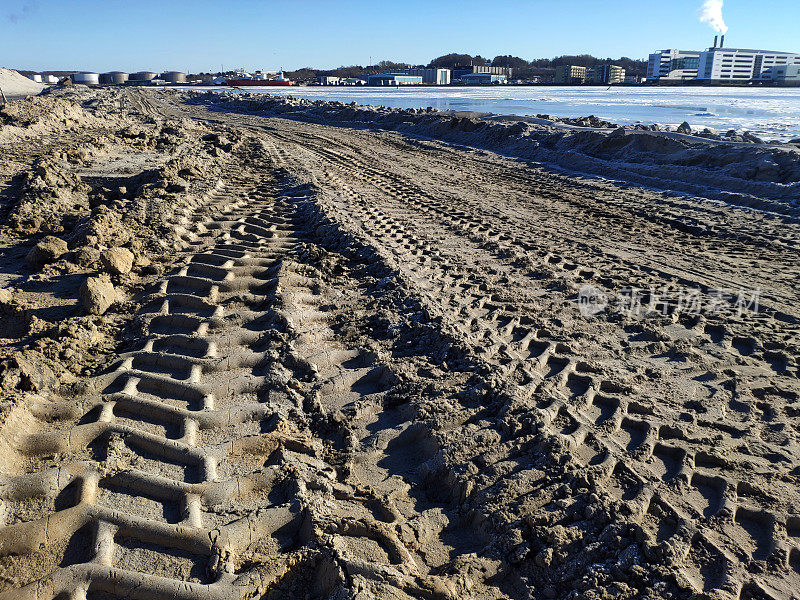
649,39,800,84
647,49,701,81
405,68,451,85
696,47,800,83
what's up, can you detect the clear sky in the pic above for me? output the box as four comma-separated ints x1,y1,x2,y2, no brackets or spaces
3,0,798,73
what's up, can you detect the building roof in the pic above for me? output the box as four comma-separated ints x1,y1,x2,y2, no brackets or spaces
705,48,800,55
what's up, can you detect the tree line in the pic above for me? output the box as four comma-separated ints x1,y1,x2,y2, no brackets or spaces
285,53,648,82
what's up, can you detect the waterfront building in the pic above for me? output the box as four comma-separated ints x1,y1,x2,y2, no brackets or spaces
317,76,340,85
367,73,423,86
405,68,451,85
696,47,800,84
458,72,507,84
452,65,512,80
554,65,586,84
593,64,626,84
647,49,701,81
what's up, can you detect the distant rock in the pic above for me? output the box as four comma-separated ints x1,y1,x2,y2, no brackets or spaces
79,274,117,315
100,247,134,275
676,122,692,135
26,236,68,269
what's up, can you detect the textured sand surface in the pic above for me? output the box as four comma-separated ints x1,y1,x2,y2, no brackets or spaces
0,87,798,600
0,68,45,100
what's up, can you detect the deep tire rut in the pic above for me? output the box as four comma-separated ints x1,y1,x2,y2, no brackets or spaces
0,176,309,599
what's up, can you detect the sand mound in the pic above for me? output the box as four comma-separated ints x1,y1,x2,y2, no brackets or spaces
0,68,45,99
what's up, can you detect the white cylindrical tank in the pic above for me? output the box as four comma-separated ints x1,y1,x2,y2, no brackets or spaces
44,75,59,84
72,72,100,84
29,74,43,83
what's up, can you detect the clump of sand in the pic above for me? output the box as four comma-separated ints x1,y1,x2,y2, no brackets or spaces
0,68,46,100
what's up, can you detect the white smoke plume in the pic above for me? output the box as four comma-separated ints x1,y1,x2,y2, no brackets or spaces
699,0,728,34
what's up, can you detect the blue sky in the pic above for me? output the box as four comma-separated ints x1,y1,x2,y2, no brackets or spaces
3,0,798,73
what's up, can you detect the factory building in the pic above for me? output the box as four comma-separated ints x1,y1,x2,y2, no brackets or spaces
317,76,340,85
405,68,451,85
458,72,507,85
554,65,586,84
367,73,423,86
696,47,800,84
647,49,701,81
649,37,800,85
592,64,626,84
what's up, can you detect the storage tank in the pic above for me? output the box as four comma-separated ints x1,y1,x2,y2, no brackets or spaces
130,71,157,81
72,72,100,85
100,71,129,84
161,71,187,83
29,74,42,83
44,75,60,84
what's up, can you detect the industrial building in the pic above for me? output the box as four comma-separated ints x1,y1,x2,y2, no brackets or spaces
28,74,42,83
459,72,507,85
405,68,451,85
317,76,340,85
592,64,626,84
696,47,800,84
649,38,800,84
647,49,702,81
554,65,586,84
452,65,512,80
367,73,423,86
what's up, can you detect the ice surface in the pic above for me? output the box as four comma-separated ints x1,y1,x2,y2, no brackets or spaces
192,86,800,141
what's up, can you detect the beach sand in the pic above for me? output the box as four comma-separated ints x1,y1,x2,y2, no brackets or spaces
0,85,798,600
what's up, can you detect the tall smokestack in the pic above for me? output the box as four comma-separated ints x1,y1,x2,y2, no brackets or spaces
714,35,718,48
720,35,725,47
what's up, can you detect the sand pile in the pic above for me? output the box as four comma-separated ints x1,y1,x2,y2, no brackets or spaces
0,68,45,99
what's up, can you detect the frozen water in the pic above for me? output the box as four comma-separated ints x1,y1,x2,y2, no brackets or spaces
194,85,800,142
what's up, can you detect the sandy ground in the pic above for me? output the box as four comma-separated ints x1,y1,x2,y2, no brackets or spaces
0,69,45,100
0,86,798,600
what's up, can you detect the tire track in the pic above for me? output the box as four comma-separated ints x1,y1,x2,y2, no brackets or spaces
258,126,800,600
